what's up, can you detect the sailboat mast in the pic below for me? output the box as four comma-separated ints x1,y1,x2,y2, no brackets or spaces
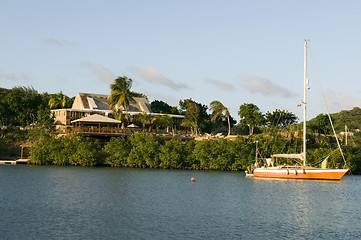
303,40,307,166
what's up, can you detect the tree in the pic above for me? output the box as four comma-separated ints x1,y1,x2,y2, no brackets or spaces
181,118,197,135
136,112,151,131
238,103,265,135
150,100,179,114
48,91,72,109
0,88,12,126
179,98,211,134
209,100,231,136
0,86,49,127
181,102,200,135
309,113,333,134
127,133,160,168
108,76,136,111
104,137,131,166
159,139,185,168
265,109,298,128
152,114,174,132
113,109,129,129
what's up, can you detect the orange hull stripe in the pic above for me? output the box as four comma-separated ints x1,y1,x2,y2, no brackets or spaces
253,169,348,180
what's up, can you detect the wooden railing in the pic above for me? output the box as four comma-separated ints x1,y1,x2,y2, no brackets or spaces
69,126,194,139
70,126,126,134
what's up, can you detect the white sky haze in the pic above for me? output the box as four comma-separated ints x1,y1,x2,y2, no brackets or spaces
1,0,360,121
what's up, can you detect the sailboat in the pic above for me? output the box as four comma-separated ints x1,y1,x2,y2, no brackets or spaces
252,40,349,180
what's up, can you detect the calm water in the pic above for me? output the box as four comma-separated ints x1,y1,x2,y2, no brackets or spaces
1,165,361,240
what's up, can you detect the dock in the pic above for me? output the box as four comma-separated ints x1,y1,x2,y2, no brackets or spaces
16,159,31,164
0,160,17,165
0,159,31,165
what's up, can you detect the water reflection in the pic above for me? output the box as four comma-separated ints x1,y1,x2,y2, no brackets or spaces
1,166,360,239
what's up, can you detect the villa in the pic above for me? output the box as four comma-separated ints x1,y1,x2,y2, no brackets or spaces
51,92,184,135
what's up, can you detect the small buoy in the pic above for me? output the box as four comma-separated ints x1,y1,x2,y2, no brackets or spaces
191,177,196,182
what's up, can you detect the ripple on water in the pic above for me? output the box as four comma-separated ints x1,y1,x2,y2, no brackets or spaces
0,166,360,239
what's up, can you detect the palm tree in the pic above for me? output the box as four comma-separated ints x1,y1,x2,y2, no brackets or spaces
161,115,174,133
181,118,197,135
209,100,231,136
48,91,68,109
113,109,129,129
108,76,136,112
151,114,174,133
181,102,199,136
136,111,151,131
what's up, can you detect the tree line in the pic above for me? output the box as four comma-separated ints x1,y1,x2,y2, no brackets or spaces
3,77,361,174
0,87,73,127
1,79,300,137
29,132,361,173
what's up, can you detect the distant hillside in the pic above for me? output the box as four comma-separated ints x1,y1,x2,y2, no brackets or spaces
307,107,361,134
330,107,361,132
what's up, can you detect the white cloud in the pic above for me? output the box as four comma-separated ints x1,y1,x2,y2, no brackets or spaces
325,91,361,113
128,66,189,90
238,73,294,98
0,71,28,81
42,38,75,47
140,88,179,106
204,78,234,91
81,62,116,84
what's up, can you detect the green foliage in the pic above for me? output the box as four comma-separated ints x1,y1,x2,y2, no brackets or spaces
69,140,104,166
209,100,232,136
104,137,131,166
181,101,200,135
150,100,180,114
152,114,173,130
136,112,151,130
265,109,298,128
230,137,255,169
238,103,266,135
306,148,331,167
30,133,105,166
27,122,56,142
0,87,50,127
30,135,57,165
179,98,211,134
132,92,148,100
0,137,8,156
328,107,361,133
20,90,361,174
308,114,332,134
108,76,136,111
192,139,235,170
113,109,129,128
0,126,28,143
159,139,186,168
342,145,361,173
48,91,73,109
26,129,361,173
306,108,361,136
127,133,160,167
336,132,361,173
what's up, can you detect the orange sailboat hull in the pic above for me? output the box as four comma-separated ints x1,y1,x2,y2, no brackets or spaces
253,168,348,180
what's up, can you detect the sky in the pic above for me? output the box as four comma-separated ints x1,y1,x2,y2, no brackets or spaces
1,0,361,122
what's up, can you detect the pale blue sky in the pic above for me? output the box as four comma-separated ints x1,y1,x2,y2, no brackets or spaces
1,0,360,121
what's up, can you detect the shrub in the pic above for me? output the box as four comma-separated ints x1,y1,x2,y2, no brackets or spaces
127,133,160,168
104,137,131,167
159,139,186,168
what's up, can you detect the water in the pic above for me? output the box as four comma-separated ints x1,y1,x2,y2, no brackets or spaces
1,165,361,240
